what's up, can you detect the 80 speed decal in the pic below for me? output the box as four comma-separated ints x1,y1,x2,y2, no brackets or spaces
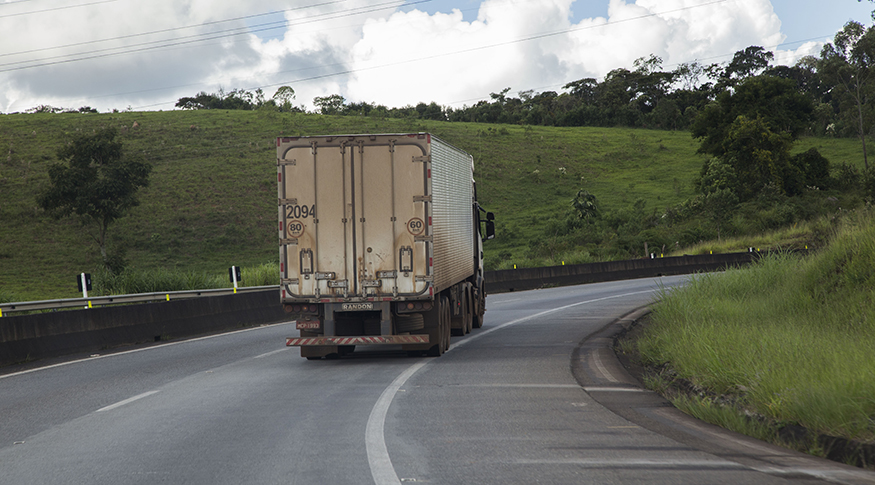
287,220,305,238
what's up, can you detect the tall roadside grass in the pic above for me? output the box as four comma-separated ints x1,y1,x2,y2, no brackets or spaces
94,262,279,295
637,208,875,444
669,216,835,256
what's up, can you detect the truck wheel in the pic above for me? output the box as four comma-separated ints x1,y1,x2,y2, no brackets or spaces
465,284,473,334
442,296,451,352
472,283,486,329
451,290,470,336
427,296,450,357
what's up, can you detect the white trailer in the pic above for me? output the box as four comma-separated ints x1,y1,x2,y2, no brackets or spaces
277,133,494,359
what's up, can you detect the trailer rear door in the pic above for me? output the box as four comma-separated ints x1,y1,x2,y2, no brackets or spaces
278,135,432,300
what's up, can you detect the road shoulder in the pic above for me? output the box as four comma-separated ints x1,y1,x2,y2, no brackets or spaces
571,307,875,485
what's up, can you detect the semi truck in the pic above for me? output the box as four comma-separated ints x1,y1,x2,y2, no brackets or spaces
277,133,494,359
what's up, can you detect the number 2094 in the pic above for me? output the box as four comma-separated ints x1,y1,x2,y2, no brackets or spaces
286,205,315,219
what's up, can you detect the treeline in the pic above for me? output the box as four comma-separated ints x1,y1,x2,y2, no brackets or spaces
172,22,873,145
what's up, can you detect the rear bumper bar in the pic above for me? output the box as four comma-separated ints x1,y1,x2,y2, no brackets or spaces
286,335,429,346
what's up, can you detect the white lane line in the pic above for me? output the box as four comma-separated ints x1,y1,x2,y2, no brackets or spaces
445,384,580,388
96,390,159,413
450,289,657,353
489,298,521,305
0,321,297,380
583,387,651,393
254,348,289,359
366,288,661,484
366,361,427,485
513,458,744,468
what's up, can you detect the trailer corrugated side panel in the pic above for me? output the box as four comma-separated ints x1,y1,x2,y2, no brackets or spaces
430,137,475,292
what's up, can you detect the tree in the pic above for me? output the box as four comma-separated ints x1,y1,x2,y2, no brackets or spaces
697,157,739,240
703,188,738,241
272,86,296,111
175,88,265,110
571,189,600,220
787,147,831,194
720,115,793,200
313,94,345,115
820,20,875,169
691,75,813,157
697,157,738,195
718,46,774,89
37,128,151,269
415,101,445,120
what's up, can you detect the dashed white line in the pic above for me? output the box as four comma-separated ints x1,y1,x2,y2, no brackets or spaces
254,348,289,359
489,298,521,304
96,391,159,413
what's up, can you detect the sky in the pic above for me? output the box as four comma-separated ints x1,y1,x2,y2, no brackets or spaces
0,0,873,113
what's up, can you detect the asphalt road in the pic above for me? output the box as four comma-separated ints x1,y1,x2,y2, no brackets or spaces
1,276,872,484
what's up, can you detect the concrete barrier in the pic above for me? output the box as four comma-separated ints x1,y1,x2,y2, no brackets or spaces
484,252,758,293
0,251,771,367
0,290,287,367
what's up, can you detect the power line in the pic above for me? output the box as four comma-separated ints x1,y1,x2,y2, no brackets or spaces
0,0,117,19
0,0,347,57
0,0,424,70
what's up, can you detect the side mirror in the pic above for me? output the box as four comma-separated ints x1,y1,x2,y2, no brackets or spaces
486,212,495,221
485,219,495,240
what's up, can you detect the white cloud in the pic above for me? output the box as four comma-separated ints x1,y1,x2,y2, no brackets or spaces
0,0,831,113
343,0,815,108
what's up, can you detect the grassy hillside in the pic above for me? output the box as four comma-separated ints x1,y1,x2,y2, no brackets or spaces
0,110,867,301
636,209,875,458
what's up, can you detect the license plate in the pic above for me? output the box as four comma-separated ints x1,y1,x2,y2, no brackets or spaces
341,302,374,311
296,321,321,330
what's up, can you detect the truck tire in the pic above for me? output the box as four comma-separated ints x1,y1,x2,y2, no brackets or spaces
451,289,470,336
442,297,451,353
472,282,486,329
427,296,451,357
465,283,473,334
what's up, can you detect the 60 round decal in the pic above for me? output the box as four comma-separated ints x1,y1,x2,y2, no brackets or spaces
407,218,425,235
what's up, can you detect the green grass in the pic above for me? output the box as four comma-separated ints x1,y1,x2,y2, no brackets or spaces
637,209,875,445
669,217,835,255
93,262,279,295
0,109,869,300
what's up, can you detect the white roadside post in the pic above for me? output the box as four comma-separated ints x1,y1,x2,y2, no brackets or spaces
229,266,241,294
78,273,92,309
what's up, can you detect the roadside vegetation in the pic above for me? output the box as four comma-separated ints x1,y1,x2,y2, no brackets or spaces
635,209,875,464
2,108,868,301
92,262,279,296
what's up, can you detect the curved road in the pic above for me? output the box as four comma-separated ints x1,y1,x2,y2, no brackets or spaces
1,276,872,484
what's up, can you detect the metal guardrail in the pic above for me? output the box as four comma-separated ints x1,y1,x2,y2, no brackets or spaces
0,285,280,315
